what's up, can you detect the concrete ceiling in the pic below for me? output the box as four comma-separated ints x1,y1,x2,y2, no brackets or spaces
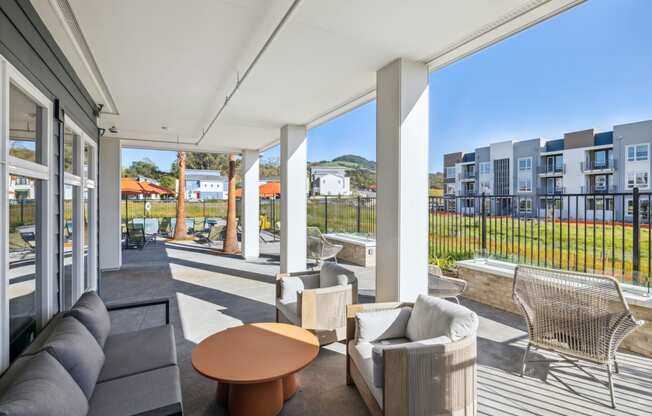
31,0,583,153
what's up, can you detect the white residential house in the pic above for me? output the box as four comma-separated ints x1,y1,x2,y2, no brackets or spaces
310,166,351,196
177,169,228,200
8,175,34,200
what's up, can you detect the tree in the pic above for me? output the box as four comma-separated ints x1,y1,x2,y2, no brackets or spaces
223,154,239,254
173,152,188,240
122,158,160,179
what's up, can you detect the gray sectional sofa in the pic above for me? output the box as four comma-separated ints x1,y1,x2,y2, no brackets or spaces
0,291,183,416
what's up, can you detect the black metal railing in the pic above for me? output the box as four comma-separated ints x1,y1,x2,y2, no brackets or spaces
428,189,650,290
538,165,565,175
581,159,616,172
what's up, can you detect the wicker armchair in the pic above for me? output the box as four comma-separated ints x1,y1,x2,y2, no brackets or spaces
276,262,358,345
513,265,644,409
307,226,343,265
346,296,478,416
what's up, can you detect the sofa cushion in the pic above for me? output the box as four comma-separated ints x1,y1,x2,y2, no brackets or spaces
65,291,111,347
280,276,304,303
20,314,63,357
98,325,177,383
406,294,478,342
348,340,383,409
0,351,88,416
371,336,451,388
319,262,355,288
34,316,105,399
89,366,183,416
355,307,411,343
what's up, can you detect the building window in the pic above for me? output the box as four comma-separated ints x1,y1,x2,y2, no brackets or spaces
518,158,532,171
594,175,607,191
627,171,649,189
588,197,612,211
479,162,490,175
518,177,532,192
519,198,532,213
446,184,456,195
445,167,456,178
627,144,649,162
4,71,54,368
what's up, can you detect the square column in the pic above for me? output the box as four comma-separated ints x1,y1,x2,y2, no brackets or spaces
241,149,260,259
280,125,307,273
376,58,430,302
99,139,122,271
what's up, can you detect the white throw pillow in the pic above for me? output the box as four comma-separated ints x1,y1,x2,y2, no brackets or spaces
319,262,355,288
355,307,412,343
406,294,478,341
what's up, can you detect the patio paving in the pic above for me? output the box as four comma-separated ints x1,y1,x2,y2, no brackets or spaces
101,239,652,416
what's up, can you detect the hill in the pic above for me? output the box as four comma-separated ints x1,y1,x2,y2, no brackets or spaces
331,154,376,170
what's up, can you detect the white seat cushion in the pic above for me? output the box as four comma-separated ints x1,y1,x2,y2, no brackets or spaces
348,340,383,409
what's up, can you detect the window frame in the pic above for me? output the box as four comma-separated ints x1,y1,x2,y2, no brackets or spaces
1,58,55,370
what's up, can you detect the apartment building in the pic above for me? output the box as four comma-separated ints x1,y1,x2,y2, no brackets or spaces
442,119,652,220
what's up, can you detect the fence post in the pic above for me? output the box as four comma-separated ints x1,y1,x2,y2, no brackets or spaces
324,195,328,233
481,192,487,257
632,187,640,286
356,196,361,233
20,199,24,225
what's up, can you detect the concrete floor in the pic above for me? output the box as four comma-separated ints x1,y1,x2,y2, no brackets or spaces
101,239,652,416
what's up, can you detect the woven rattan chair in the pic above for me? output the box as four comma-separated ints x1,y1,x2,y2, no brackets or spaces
428,264,467,303
307,226,343,265
512,265,644,409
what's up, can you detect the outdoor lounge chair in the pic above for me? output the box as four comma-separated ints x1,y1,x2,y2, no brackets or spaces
307,226,342,265
126,223,147,249
276,262,358,345
513,265,644,409
16,225,36,251
346,295,478,415
428,264,467,303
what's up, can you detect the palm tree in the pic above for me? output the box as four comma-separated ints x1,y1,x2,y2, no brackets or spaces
223,154,239,253
173,151,188,240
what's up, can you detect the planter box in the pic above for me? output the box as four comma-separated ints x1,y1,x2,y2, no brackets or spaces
324,233,375,267
456,258,652,358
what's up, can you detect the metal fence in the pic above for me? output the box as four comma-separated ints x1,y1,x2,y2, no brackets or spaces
120,190,651,289
260,196,376,240
429,189,651,289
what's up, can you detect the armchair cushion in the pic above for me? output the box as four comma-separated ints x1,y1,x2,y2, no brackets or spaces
355,307,412,343
348,340,384,409
406,294,478,342
65,291,111,347
371,336,451,388
279,275,305,303
320,262,356,288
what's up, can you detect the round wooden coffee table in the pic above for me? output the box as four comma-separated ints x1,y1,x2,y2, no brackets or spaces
192,323,320,416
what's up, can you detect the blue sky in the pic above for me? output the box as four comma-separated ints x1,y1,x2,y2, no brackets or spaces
123,0,652,174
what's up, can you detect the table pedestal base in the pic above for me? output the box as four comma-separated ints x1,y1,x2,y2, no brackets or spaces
216,374,299,416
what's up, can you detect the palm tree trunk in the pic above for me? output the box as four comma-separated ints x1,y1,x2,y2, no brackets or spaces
223,154,239,253
173,152,188,240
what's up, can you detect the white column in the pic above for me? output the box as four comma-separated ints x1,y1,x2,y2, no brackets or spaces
376,58,430,302
99,139,122,271
241,149,260,259
280,125,307,273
